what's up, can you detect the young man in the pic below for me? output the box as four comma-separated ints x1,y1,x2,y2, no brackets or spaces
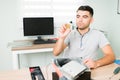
53,5,115,69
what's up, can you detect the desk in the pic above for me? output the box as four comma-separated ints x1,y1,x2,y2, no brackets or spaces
0,63,120,80
91,63,120,80
11,43,55,70
44,63,120,80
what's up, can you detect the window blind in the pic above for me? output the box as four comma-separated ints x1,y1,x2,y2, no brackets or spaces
21,0,85,27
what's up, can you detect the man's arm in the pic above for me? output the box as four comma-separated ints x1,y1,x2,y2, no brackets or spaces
95,44,115,67
84,44,115,69
53,38,67,56
53,25,71,56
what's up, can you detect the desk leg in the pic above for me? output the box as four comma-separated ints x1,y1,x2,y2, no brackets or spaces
12,53,20,70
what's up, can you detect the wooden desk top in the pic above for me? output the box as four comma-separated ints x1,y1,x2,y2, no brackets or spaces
11,39,55,51
0,68,31,80
0,63,120,80
91,63,120,80
12,43,55,51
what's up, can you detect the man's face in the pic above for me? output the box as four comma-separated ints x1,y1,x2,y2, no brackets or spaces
76,10,93,30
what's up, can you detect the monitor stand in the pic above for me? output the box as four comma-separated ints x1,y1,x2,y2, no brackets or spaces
33,36,46,44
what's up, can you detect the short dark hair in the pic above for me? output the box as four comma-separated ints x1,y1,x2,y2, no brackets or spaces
77,5,94,16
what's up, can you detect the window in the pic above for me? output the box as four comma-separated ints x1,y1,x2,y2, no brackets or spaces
21,0,85,27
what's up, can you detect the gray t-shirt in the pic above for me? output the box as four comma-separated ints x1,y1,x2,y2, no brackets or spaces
63,28,109,60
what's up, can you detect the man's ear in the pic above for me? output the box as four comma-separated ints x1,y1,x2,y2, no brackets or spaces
90,18,94,23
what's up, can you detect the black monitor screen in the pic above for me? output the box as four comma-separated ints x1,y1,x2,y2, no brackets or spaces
23,17,54,36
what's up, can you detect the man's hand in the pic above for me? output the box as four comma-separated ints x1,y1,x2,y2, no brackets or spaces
59,24,71,39
83,59,100,69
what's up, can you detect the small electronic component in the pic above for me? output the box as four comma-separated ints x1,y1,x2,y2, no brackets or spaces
65,23,71,29
113,67,120,74
109,66,120,80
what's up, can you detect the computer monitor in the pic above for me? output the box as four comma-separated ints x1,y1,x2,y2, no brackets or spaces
23,17,54,42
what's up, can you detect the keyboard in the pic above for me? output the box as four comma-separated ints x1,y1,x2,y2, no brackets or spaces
33,39,57,44
10,41,33,48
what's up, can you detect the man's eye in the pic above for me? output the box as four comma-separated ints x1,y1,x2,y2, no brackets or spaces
76,15,80,18
83,15,88,18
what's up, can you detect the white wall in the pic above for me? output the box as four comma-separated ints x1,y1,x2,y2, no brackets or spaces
108,0,120,57
0,0,20,71
0,0,120,71
85,0,120,58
